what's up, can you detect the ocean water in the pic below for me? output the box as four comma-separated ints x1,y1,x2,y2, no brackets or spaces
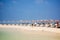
0,28,60,40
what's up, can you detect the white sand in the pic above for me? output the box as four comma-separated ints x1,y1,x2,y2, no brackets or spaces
0,24,60,33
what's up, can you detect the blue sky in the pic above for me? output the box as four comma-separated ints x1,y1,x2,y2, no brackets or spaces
0,0,60,20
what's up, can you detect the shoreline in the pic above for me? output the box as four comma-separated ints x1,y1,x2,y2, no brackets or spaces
0,24,60,33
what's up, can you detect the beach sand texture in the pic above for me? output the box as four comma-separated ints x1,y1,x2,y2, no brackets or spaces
0,24,60,40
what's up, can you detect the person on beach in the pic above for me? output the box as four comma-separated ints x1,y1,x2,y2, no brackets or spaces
56,21,60,28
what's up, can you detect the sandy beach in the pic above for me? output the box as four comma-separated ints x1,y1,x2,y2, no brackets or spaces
0,24,60,40
0,24,60,33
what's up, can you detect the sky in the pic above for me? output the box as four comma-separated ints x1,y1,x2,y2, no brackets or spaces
0,0,60,20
